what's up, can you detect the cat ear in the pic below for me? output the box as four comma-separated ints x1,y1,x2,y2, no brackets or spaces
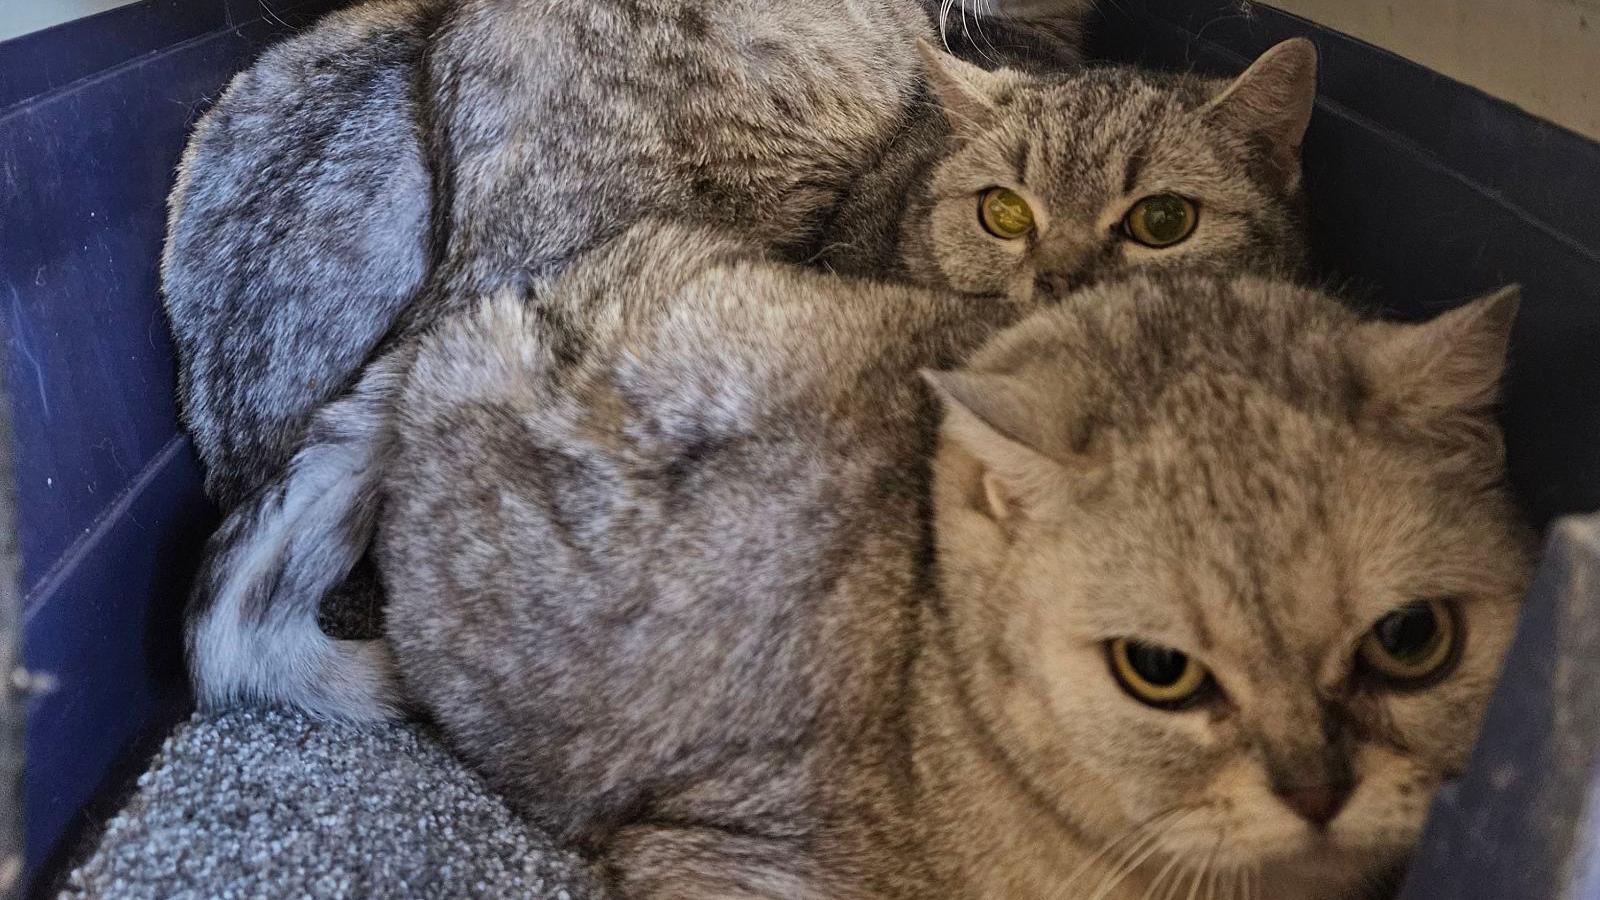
1204,38,1318,185
922,369,1071,521
1349,286,1520,427
917,39,1008,133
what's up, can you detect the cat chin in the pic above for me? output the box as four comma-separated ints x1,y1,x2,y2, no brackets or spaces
1255,850,1394,900
1229,832,1405,894
1152,820,1407,892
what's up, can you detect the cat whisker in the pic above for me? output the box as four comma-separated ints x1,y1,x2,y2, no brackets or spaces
1166,863,1197,900
1086,807,1200,900
1185,836,1222,900
937,0,958,52
1202,845,1226,900
1085,824,1167,900
1139,850,1186,900
963,1,1002,67
1063,805,1189,889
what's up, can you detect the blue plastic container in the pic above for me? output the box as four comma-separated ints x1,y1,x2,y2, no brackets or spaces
3,0,1597,894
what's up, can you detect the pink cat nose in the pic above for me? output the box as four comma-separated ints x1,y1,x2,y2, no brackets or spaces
1275,782,1352,826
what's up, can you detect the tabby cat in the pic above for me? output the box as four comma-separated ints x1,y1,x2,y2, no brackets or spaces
192,222,1530,897
163,0,1313,510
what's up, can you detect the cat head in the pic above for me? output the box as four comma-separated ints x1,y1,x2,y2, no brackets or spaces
905,39,1318,301
924,275,1532,895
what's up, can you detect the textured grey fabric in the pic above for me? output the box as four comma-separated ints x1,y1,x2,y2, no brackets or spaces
61,709,600,899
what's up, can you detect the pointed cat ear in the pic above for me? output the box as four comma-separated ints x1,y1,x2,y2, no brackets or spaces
1349,286,1520,428
917,39,1009,133
1204,38,1318,185
922,369,1072,521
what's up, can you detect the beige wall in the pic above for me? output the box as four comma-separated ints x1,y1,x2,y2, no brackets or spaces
1266,0,1600,140
0,0,141,42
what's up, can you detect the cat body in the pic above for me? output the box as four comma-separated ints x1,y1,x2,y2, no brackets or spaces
382,224,999,897
168,0,936,508
163,0,1314,511
164,0,440,510
165,0,959,509
181,11,1328,739
363,223,1531,898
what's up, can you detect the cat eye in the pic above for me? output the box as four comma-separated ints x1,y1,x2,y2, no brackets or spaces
1123,194,1199,248
1108,638,1212,709
1358,599,1461,688
978,187,1035,239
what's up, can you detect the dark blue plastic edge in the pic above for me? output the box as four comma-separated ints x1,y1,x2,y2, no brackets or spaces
0,1,351,891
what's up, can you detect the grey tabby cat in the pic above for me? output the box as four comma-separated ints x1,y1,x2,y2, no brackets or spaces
164,0,1314,512
195,222,1530,897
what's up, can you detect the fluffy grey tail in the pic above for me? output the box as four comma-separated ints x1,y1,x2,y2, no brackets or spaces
185,353,411,722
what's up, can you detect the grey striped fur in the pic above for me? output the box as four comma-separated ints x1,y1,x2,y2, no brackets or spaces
367,223,1529,896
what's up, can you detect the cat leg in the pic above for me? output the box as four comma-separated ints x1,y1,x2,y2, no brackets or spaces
604,825,841,900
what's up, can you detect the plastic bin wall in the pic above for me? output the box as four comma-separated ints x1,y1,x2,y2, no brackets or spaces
0,1,349,889
2,0,1597,894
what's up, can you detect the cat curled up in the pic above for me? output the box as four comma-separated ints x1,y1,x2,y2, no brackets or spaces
180,22,1318,648
192,224,1531,897
163,0,1315,511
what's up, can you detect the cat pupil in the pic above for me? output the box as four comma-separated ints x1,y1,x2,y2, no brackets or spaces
1141,197,1188,242
1375,603,1438,658
1129,644,1189,686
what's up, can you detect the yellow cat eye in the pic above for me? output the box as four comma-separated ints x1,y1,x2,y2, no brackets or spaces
1123,194,1199,248
1358,599,1460,688
1108,638,1212,709
978,187,1035,239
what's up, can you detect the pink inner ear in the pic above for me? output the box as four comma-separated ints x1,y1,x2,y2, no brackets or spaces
981,470,1012,522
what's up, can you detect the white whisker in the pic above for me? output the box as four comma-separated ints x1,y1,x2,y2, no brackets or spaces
1087,826,1164,900
1087,808,1200,900
1141,852,1185,900
1065,806,1189,889
1186,838,1222,900
1203,852,1224,900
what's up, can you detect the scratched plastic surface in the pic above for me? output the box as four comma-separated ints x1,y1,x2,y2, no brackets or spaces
0,0,350,888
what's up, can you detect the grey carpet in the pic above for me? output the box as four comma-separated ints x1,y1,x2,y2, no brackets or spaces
61,709,601,899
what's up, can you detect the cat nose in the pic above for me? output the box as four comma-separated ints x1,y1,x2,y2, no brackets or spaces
1032,236,1105,297
1273,781,1352,827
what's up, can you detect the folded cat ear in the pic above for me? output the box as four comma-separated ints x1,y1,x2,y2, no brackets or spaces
1349,286,1520,429
1204,37,1318,186
922,369,1072,521
917,39,1010,133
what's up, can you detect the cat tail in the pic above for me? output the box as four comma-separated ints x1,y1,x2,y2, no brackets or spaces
185,349,413,723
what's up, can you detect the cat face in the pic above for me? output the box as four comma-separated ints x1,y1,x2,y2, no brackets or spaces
927,276,1532,896
907,40,1318,301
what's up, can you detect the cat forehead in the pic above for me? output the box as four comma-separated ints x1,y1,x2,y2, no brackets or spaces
976,73,1239,197
1000,69,1217,144
1016,66,1213,114
983,276,1362,412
